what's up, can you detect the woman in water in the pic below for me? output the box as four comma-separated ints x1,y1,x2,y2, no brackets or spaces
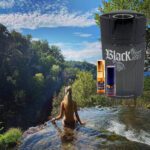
51,86,85,128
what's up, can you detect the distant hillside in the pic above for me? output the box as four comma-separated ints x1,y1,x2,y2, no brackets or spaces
64,60,96,81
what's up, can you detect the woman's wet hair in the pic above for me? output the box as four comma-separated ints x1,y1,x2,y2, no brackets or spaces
65,86,72,95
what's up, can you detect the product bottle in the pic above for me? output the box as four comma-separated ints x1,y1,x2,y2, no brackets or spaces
97,60,105,94
106,66,116,97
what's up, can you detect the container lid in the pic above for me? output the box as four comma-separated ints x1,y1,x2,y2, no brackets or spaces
100,10,146,43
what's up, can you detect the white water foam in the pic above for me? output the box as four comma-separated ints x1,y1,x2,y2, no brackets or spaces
107,120,150,146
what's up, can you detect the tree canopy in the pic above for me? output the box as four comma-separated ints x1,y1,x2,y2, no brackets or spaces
95,0,150,26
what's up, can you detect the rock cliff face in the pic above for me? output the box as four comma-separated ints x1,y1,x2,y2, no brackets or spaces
18,107,150,150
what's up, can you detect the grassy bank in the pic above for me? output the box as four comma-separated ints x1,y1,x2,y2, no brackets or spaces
0,128,22,149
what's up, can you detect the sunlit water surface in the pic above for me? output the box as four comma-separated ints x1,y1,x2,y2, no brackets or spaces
19,107,150,150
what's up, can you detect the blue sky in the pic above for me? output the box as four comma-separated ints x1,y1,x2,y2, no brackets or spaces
0,0,102,64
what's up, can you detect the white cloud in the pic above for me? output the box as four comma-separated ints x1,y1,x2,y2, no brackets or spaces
31,37,40,41
0,8,96,30
49,42,82,48
74,32,92,38
63,41,101,59
0,0,15,9
49,41,102,64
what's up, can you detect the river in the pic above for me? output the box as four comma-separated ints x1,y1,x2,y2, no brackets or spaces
19,106,150,150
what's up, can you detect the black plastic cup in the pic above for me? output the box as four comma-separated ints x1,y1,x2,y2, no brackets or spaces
100,10,146,98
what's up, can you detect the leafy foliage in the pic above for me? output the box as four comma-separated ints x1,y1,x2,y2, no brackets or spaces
144,77,150,91
72,71,112,107
51,86,66,116
72,71,96,107
0,128,22,148
0,24,65,129
95,0,150,26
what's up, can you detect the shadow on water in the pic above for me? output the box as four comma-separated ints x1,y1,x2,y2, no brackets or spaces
19,107,150,150
119,107,150,131
107,107,150,146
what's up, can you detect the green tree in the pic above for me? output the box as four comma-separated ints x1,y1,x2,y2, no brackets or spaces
51,64,60,74
33,73,45,87
95,0,150,25
49,45,64,63
72,71,96,107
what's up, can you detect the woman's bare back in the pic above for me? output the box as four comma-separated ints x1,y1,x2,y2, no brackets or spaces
62,100,77,123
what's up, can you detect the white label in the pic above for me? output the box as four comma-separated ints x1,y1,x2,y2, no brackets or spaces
105,48,142,71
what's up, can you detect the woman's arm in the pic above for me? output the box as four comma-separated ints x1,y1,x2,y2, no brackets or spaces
74,102,85,125
51,102,64,123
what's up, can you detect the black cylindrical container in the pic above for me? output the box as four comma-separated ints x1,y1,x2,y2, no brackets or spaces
100,10,146,98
